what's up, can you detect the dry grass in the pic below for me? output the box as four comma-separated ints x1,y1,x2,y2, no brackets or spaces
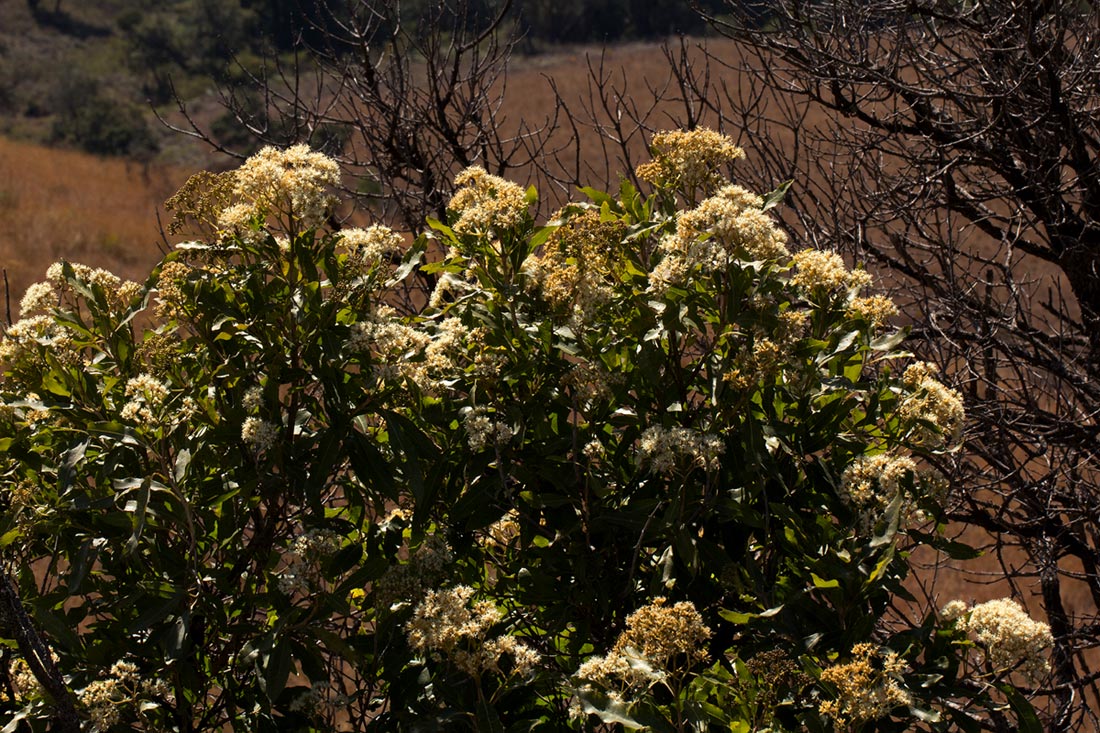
0,137,191,309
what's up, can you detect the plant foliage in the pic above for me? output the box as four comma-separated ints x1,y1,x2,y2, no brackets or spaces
0,132,1050,731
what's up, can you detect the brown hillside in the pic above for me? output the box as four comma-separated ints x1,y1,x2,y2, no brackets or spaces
0,136,190,306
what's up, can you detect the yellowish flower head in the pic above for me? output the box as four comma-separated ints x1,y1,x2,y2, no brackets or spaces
636,128,744,196
448,166,528,236
819,643,910,726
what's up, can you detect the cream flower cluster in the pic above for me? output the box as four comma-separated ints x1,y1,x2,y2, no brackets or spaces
819,643,910,726
841,453,917,510
339,225,402,278
900,362,966,448
463,406,513,452
790,249,872,293
650,184,789,292
636,128,745,197
944,598,1053,681
0,315,79,369
638,425,724,475
241,416,280,453
574,598,711,696
347,310,478,394
79,660,172,732
406,585,538,678
523,210,624,327
227,144,340,231
448,166,529,236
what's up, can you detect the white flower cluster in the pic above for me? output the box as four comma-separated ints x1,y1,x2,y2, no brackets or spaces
448,166,529,236
573,598,711,715
406,585,538,678
348,310,479,394
40,261,142,311
0,315,80,370
840,453,917,510
241,416,280,453
638,425,724,475
463,406,513,452
900,362,966,448
228,144,340,231
340,225,402,278
650,185,789,293
19,282,56,316
943,598,1053,681
79,660,172,732
120,373,170,424
789,249,872,293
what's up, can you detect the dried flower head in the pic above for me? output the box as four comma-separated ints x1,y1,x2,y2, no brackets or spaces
164,169,236,235
615,598,711,669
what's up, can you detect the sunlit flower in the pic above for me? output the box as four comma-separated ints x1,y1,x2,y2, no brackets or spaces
241,417,280,452
523,210,624,326
848,294,898,327
651,184,788,292
406,585,538,677
841,453,917,510
790,249,872,292
574,598,711,692
340,225,402,277
951,598,1053,681
448,166,528,236
819,643,910,726
231,144,340,229
636,128,744,197
19,282,55,316
900,361,965,448
463,405,513,451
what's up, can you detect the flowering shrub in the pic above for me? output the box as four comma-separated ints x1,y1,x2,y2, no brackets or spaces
0,133,1051,731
